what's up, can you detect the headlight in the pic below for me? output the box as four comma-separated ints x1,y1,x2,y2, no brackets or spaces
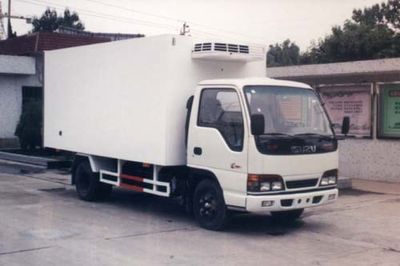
247,174,284,192
260,182,271,191
320,177,329,186
328,176,337,185
320,169,338,186
271,181,283,190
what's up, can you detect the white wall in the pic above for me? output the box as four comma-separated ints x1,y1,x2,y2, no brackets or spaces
0,55,41,142
0,77,22,138
0,55,35,75
0,55,38,140
0,75,41,139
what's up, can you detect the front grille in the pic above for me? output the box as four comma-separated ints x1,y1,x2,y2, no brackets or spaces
286,178,318,189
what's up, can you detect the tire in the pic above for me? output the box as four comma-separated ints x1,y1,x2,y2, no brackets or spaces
271,209,304,222
75,160,112,201
193,179,227,230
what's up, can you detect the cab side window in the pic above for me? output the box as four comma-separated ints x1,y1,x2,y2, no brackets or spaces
198,88,244,151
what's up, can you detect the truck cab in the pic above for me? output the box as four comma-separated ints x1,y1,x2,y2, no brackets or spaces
186,78,339,229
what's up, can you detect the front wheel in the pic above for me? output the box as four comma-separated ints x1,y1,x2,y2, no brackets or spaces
193,179,227,231
75,160,112,201
271,209,304,222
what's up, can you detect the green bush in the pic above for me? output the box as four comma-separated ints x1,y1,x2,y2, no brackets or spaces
15,100,43,150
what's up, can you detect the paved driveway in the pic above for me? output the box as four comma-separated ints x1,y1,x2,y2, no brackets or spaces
0,166,399,265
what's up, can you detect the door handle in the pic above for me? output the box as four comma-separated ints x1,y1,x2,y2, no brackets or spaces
231,163,241,169
194,147,202,155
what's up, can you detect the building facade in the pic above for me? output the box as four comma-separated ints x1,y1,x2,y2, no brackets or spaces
0,55,41,147
267,58,400,182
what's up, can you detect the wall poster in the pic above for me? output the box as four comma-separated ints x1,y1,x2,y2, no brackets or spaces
378,83,400,138
318,84,372,137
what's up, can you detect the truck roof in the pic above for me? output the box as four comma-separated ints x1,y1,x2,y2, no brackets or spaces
198,77,312,90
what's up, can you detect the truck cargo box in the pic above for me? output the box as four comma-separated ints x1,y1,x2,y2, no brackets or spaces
44,35,266,165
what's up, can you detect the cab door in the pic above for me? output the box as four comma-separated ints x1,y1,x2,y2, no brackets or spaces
187,86,248,207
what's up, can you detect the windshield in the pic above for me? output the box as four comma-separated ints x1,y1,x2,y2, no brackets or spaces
244,86,333,137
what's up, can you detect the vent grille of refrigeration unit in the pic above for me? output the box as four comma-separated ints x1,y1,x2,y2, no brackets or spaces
192,42,264,61
239,45,249,53
214,43,227,51
194,42,250,54
194,42,212,52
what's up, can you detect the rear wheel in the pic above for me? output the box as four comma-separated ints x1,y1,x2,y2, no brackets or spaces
271,209,304,222
75,160,112,201
193,179,227,230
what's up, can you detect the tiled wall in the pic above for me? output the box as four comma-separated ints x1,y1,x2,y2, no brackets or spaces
339,138,400,182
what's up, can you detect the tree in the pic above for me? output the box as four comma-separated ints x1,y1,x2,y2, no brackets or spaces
267,39,301,67
301,21,400,64
352,0,400,31
58,9,85,31
269,0,400,66
32,8,85,32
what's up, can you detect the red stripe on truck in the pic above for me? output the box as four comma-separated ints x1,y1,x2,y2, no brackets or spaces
120,183,144,192
120,174,144,182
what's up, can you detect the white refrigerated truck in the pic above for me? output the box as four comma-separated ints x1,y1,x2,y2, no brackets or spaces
44,35,348,230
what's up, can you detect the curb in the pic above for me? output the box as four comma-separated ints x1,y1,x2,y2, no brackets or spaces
0,159,46,173
0,151,71,169
338,176,352,189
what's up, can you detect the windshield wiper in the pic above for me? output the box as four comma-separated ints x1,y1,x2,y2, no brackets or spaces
261,132,293,137
260,132,334,139
294,133,334,139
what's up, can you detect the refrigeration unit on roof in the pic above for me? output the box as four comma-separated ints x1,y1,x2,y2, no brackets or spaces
191,42,265,62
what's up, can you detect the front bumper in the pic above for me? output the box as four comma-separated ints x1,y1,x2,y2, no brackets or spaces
246,188,338,213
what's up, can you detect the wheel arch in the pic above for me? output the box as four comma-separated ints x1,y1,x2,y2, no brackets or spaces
188,167,223,195
71,154,101,185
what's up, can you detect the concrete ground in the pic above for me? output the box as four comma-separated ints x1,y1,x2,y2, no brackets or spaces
0,162,400,266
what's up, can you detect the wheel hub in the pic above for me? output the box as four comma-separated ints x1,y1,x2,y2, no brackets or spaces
199,193,217,218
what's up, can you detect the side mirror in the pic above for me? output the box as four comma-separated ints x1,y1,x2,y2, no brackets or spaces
341,116,350,135
251,114,265,135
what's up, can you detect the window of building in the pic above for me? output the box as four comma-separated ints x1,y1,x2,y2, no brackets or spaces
378,83,400,138
318,84,372,138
